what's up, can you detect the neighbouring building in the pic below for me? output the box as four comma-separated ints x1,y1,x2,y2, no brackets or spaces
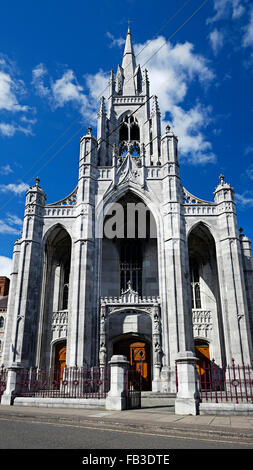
2,29,253,393
0,277,10,363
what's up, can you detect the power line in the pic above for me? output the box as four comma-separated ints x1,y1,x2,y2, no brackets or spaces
0,0,209,213
29,0,209,180
3,0,192,188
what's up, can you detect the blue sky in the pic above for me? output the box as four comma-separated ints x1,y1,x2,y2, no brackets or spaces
0,0,253,276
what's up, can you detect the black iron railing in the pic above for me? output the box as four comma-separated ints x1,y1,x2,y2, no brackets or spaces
15,366,110,399
176,358,253,404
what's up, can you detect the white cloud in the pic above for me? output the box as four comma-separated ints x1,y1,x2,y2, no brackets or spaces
0,122,33,137
0,164,13,175
244,145,253,155
0,256,13,278
0,213,23,236
85,70,109,101
245,164,253,180
51,70,87,110
207,0,245,24
134,37,216,164
6,213,23,226
0,56,36,138
209,29,224,54
0,70,28,113
31,37,216,164
0,221,20,235
106,32,125,48
32,64,109,124
242,8,253,48
170,104,216,164
31,63,50,97
0,182,29,194
234,191,253,208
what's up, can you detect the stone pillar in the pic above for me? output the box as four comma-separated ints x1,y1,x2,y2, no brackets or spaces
105,355,129,411
152,306,162,392
1,365,22,406
175,351,200,415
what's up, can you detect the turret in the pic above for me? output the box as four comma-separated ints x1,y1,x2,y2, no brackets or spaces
151,95,161,164
78,127,98,204
97,97,107,166
161,124,179,166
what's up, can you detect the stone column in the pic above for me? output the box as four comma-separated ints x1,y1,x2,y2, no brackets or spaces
105,355,129,411
175,351,200,415
1,365,22,406
99,303,107,367
151,305,162,392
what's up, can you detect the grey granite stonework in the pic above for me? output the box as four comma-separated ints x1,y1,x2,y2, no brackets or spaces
2,29,253,395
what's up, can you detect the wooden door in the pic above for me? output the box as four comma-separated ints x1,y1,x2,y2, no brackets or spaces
130,342,150,391
113,339,151,391
54,342,66,382
195,341,210,387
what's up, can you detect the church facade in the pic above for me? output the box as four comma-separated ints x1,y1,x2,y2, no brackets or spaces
2,29,253,393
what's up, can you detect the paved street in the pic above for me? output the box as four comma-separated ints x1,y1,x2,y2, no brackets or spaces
0,415,252,450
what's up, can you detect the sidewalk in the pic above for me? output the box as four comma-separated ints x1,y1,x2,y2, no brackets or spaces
1,403,253,444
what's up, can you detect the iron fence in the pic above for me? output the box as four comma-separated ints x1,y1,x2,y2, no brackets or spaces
198,359,253,404
126,367,142,409
0,365,8,402
176,358,253,404
15,366,110,399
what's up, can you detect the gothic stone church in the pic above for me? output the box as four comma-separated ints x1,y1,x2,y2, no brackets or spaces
3,29,253,392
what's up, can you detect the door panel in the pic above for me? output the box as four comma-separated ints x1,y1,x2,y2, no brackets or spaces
113,338,151,391
54,342,66,382
195,341,210,387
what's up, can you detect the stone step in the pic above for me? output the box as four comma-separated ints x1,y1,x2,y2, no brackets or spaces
140,392,176,408
141,392,176,398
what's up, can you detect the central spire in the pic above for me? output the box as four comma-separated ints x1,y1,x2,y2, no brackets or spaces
121,27,137,95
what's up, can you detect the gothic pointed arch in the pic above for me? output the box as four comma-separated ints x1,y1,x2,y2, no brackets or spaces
43,222,72,247
101,190,158,298
96,184,162,241
36,224,72,369
188,222,225,363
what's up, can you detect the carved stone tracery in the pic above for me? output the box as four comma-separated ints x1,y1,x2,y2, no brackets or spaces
99,281,162,368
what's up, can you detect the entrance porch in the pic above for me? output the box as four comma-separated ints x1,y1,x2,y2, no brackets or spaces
99,281,162,392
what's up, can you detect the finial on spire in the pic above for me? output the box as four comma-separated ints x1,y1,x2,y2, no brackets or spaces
219,173,225,184
98,96,106,116
87,126,92,135
152,95,160,116
126,19,133,33
35,176,40,186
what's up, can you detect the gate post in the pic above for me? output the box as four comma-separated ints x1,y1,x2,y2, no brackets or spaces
175,351,200,415
1,364,22,405
105,355,129,411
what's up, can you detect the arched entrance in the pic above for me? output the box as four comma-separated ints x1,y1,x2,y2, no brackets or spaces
54,340,66,381
113,337,151,391
188,222,224,365
36,225,71,370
